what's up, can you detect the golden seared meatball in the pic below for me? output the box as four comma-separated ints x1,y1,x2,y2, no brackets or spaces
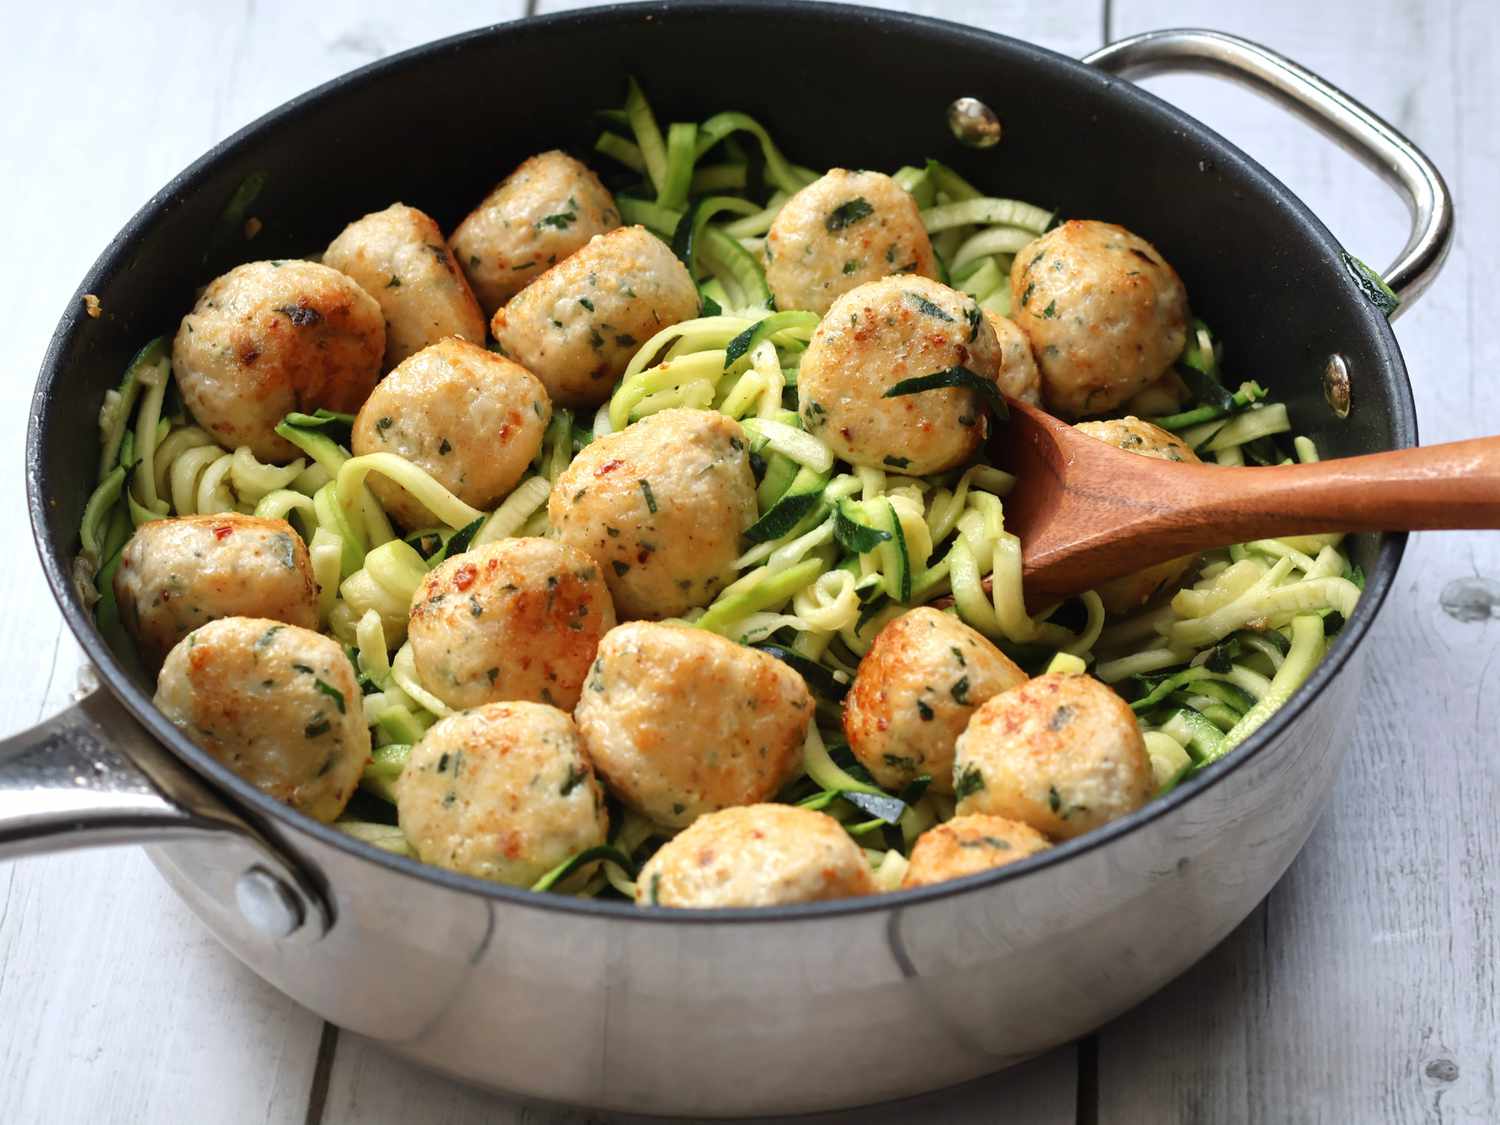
798,276,1002,474
154,617,368,822
172,260,385,461
408,538,615,712
982,309,1042,405
396,701,608,885
843,607,1026,795
765,169,938,315
575,622,812,828
1010,220,1188,418
452,150,621,316
491,226,699,408
324,203,486,368
636,804,874,908
114,514,318,669
953,673,1153,840
1074,417,1201,614
351,338,551,529
900,814,1050,888
550,409,756,619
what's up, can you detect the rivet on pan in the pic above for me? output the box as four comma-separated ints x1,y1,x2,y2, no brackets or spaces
236,866,305,939
947,97,1002,149
1323,354,1351,419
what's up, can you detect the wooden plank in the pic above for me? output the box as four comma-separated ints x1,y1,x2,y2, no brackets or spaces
319,1030,1080,1124
1098,1,1500,1121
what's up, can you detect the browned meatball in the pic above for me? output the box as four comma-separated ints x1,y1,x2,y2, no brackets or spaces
350,338,551,530
1010,221,1188,418
114,514,318,669
451,150,621,315
324,202,486,368
172,260,385,461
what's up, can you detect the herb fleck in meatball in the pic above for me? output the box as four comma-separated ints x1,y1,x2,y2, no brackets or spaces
491,226,699,408
843,607,1027,794
351,338,551,530
154,617,369,822
171,260,385,461
452,150,621,316
324,202,486,368
636,804,874,908
114,514,318,669
798,276,1002,473
575,622,812,828
953,672,1152,840
765,169,938,314
1010,220,1188,418
550,409,756,619
1074,417,1201,614
900,814,1050,888
397,701,608,886
408,538,615,712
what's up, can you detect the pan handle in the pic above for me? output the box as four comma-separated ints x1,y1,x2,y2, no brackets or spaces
0,682,330,940
1084,28,1454,316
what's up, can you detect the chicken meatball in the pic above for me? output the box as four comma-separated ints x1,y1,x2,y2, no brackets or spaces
324,203,486,368
982,309,1042,405
407,538,615,712
490,226,699,408
396,701,609,885
765,169,938,315
574,622,813,828
114,514,318,669
172,260,385,461
1010,220,1188,418
154,617,369,822
798,276,1003,474
550,409,756,619
843,607,1027,795
953,672,1153,840
1074,417,1201,614
452,150,621,316
351,338,551,529
900,814,1050,889
636,804,874,908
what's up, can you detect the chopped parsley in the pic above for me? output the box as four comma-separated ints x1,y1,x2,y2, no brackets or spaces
842,259,862,274
386,275,401,288
304,717,332,739
376,416,393,432
638,479,658,513
438,438,452,455
611,560,631,577
882,455,910,469
1042,299,1059,319
825,197,874,231
536,210,576,230
950,676,971,705
916,699,935,721
560,763,590,797
905,291,954,321
1048,785,1063,814
313,679,347,714
955,764,986,800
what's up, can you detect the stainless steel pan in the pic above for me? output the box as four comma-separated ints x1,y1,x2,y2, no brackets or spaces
3,6,1452,1116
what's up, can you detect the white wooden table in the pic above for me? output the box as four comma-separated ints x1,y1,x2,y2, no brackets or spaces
3,2,1495,1121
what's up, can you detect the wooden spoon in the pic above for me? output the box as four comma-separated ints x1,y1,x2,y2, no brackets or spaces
996,396,1500,600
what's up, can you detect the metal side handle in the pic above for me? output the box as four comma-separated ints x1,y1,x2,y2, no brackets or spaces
1085,28,1454,316
0,684,330,940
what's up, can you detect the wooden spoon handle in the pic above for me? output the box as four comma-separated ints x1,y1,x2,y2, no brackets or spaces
1178,435,1500,544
